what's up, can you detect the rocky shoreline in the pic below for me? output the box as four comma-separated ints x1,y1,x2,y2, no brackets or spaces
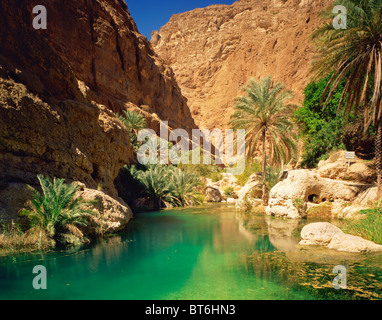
203,150,381,253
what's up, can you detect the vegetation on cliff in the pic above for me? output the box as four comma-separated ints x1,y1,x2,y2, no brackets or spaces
118,110,148,151
116,110,204,210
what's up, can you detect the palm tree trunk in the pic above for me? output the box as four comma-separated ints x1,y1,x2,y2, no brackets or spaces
262,131,268,206
376,119,382,199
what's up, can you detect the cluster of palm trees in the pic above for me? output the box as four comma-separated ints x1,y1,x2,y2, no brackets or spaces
127,164,201,209
230,0,382,201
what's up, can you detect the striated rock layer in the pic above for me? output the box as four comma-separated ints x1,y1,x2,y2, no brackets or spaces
153,0,333,129
34,0,197,133
0,0,197,229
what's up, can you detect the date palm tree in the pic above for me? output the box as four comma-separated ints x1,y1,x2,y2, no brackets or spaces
230,76,297,205
134,165,179,209
171,168,201,207
311,0,382,196
21,175,96,246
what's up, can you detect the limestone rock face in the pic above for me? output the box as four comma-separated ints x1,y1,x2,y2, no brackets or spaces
300,222,382,253
0,68,132,198
354,187,378,207
0,183,34,224
0,0,196,226
318,151,376,184
0,0,197,179
153,0,332,129
266,170,370,219
29,0,196,133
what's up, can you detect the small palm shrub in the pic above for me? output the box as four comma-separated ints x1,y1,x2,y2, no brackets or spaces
133,165,179,209
21,175,96,247
128,165,201,209
170,168,201,207
117,110,147,150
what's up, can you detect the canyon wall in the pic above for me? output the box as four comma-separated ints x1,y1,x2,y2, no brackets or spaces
0,0,197,224
152,0,333,130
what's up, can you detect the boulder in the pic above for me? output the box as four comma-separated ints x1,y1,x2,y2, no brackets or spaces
237,173,263,199
300,222,343,246
78,188,133,235
353,187,378,207
204,187,222,202
299,222,382,253
0,181,133,236
327,233,382,253
318,151,376,184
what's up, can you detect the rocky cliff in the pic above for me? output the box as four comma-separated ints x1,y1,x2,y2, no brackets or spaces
0,0,196,227
152,0,333,130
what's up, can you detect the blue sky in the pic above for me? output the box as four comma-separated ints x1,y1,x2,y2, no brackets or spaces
126,0,235,39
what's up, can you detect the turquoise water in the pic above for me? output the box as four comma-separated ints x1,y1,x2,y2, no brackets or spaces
0,204,381,300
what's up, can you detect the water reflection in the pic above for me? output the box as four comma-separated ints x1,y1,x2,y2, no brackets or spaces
0,205,381,300
238,211,382,300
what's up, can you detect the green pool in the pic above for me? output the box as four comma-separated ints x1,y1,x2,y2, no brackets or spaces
0,204,381,300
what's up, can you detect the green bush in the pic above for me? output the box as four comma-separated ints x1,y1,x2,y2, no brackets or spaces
210,172,223,182
127,164,202,209
182,163,224,179
223,186,234,197
294,74,347,167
